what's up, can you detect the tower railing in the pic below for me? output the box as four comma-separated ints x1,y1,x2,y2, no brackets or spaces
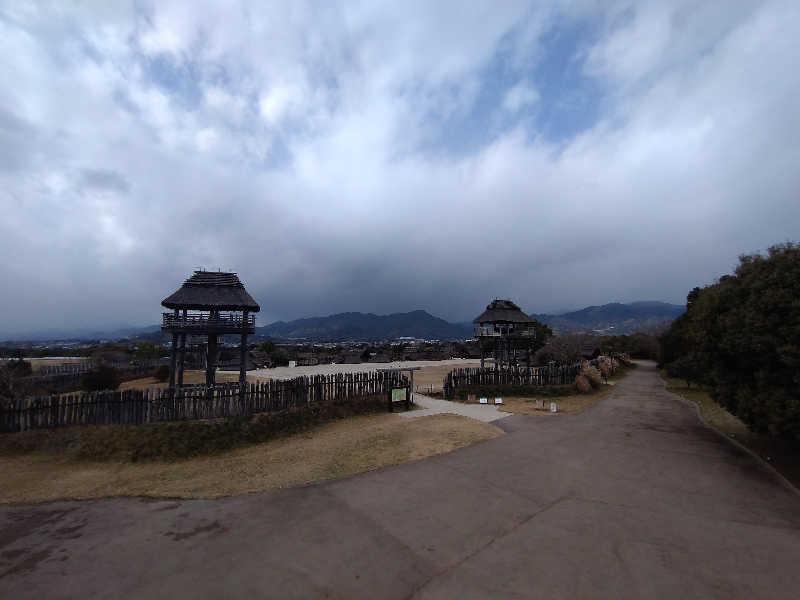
161,313,256,332
473,326,536,337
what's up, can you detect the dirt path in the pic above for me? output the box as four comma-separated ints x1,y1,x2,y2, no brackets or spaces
2,362,799,599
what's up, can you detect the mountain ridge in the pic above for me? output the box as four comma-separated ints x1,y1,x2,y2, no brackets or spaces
1,301,685,342
258,309,467,341
533,301,684,334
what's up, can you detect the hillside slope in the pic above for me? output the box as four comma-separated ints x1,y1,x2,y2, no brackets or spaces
258,310,470,341
532,301,684,334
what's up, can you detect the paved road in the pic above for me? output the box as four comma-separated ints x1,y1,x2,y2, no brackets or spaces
2,362,799,599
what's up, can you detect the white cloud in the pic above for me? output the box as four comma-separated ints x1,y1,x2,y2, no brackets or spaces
503,82,539,112
259,84,296,124
0,0,798,333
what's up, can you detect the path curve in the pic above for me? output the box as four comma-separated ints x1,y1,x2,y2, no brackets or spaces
401,393,509,422
2,361,799,599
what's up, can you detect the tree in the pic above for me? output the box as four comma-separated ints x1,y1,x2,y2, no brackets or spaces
135,340,167,360
257,340,276,354
4,357,32,378
534,334,593,365
0,365,14,400
660,242,800,439
529,319,553,354
153,365,170,382
81,366,121,391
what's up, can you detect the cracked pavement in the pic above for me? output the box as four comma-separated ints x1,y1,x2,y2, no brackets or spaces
1,361,799,599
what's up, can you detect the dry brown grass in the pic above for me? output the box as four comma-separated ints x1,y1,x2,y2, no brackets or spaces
121,362,478,393
0,413,502,504
27,358,89,372
412,362,481,393
120,370,251,390
499,385,614,416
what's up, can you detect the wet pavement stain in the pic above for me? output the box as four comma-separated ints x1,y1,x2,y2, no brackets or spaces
163,521,227,542
54,521,86,540
151,503,182,512
0,548,52,578
0,508,76,549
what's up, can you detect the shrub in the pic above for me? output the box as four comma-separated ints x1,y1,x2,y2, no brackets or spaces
5,359,33,378
574,374,592,394
598,360,612,380
580,366,603,389
81,366,121,391
153,365,170,382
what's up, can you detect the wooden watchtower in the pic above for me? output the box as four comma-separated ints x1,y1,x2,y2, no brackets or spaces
473,299,537,368
161,270,260,389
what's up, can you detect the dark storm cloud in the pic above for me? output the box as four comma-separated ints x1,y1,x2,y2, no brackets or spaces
0,1,799,336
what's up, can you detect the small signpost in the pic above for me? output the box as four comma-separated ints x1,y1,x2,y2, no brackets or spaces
377,367,420,412
479,397,488,404
550,402,558,413
494,397,503,405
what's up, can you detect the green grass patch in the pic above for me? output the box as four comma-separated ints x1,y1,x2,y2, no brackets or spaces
0,395,388,462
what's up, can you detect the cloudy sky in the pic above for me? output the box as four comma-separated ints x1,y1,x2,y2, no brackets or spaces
1,1,798,335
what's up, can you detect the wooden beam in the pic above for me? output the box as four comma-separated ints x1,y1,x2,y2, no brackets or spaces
239,311,248,399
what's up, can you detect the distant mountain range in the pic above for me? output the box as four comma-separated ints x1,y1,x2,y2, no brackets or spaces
1,301,684,343
532,301,685,335
259,301,684,341
0,324,162,343
257,310,468,341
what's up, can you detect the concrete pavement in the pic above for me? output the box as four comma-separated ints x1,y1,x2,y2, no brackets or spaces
2,361,799,599
400,393,509,422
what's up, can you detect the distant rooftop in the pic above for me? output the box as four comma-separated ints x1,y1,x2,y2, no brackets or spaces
161,270,260,312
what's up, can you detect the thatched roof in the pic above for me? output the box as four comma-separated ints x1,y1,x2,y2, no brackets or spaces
161,271,260,312
473,299,534,324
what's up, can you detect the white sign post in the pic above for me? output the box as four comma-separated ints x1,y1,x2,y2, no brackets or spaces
494,397,503,405
550,402,557,413
479,397,488,404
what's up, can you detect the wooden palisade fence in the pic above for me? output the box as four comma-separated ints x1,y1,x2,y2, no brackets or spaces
36,360,160,376
443,360,600,399
1,371,407,433
14,360,169,395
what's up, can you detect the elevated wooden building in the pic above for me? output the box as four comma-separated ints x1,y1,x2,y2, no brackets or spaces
473,299,537,367
161,270,260,389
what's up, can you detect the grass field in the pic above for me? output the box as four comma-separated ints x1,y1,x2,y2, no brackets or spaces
120,370,246,390
465,362,635,415
498,384,614,415
0,413,502,503
662,374,800,491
